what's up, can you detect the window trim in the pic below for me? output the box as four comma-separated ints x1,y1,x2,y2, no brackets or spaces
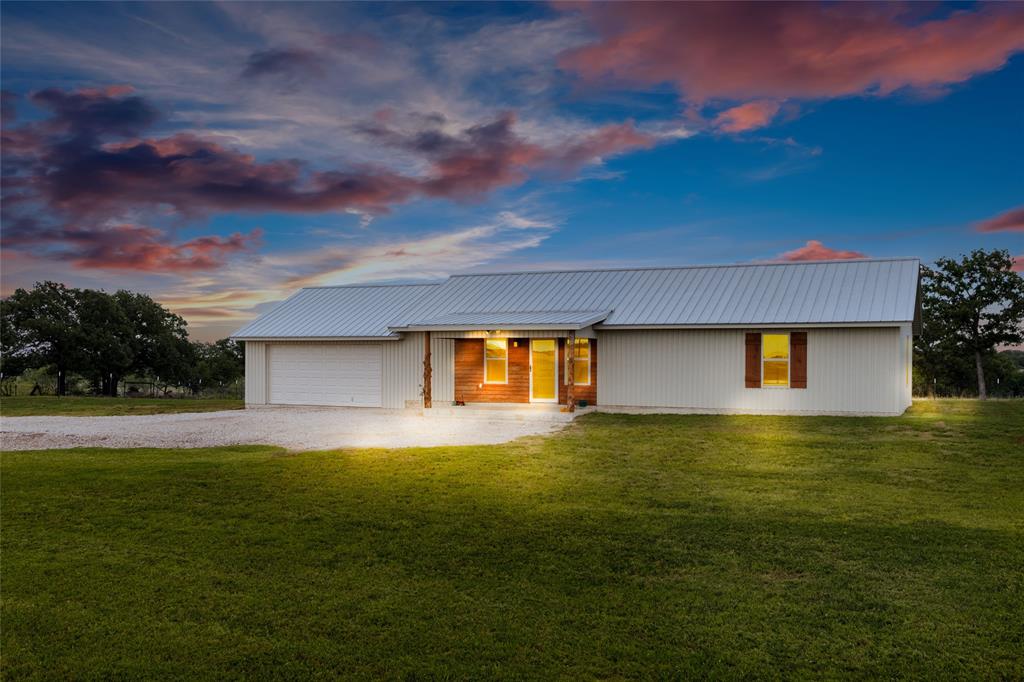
483,338,508,385
761,332,790,389
565,337,591,386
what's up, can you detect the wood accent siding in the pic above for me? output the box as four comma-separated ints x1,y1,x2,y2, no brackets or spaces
455,338,529,403
557,338,597,405
790,331,808,388
454,338,598,404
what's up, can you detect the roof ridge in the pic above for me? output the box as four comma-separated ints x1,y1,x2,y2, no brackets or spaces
449,257,920,278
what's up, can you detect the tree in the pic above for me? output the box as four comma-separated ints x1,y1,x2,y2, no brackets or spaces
191,338,245,394
77,288,133,396
1,283,199,396
0,282,87,395
919,250,1024,399
112,290,193,388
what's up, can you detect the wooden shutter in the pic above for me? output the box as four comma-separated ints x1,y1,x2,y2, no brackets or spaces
744,333,761,388
791,331,807,389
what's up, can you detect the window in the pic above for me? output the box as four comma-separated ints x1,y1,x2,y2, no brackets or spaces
762,333,789,387
484,339,507,383
565,338,591,385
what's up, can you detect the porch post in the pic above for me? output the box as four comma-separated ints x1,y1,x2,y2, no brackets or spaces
566,330,576,412
423,331,432,409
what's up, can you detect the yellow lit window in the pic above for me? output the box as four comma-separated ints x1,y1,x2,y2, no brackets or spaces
565,338,591,385
762,333,789,387
484,339,507,383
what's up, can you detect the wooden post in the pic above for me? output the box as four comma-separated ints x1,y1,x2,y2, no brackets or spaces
566,331,576,412
423,331,432,409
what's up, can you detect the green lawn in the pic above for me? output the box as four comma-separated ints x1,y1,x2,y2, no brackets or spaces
0,396,243,417
2,400,1022,678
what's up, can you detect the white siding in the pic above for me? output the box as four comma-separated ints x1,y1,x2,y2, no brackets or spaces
244,341,267,405
431,337,455,403
900,323,913,411
381,333,455,407
598,328,906,415
244,335,454,409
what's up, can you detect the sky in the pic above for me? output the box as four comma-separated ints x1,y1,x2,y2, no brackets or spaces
2,1,1022,341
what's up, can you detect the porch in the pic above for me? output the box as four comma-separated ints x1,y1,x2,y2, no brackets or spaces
390,310,608,413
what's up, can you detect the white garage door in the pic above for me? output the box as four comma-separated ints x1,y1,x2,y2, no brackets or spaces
269,344,382,407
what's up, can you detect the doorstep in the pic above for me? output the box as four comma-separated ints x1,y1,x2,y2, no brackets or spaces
420,402,592,423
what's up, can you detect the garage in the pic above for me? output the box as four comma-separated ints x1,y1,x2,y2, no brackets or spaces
268,343,382,407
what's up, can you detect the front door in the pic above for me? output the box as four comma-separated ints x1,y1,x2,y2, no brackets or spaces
530,339,558,402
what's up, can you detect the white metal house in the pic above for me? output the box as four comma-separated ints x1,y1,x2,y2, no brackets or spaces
232,258,921,416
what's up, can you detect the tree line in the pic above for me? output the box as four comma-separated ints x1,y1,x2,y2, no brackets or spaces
1,282,243,396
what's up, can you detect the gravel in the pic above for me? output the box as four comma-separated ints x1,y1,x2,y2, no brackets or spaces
0,407,567,451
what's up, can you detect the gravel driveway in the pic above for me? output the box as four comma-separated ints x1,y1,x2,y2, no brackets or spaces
1,407,567,451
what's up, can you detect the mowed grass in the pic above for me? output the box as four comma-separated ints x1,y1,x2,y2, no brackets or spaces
2,400,1022,679
0,396,243,417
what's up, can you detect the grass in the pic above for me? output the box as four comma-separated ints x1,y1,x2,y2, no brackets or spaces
2,399,1022,678
0,396,243,417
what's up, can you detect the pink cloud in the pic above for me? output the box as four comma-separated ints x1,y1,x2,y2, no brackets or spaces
559,3,1024,130
1013,255,1024,273
776,240,867,262
560,3,1024,101
976,206,1024,233
73,226,263,272
4,219,263,273
713,100,781,133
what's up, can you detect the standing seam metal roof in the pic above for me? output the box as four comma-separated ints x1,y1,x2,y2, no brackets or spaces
231,258,920,339
398,258,919,327
231,283,439,339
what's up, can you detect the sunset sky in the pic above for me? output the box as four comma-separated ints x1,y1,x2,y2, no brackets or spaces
2,1,1022,340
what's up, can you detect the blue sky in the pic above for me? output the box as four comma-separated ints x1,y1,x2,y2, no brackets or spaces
2,1,1022,339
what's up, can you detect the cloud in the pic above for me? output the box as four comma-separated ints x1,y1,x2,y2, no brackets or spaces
152,210,558,339
29,85,158,137
559,2,1024,124
281,210,557,288
2,87,647,298
3,218,262,272
1013,255,1023,273
714,100,781,133
775,240,867,262
359,110,655,199
976,206,1024,233
241,47,326,81
37,131,417,218
4,89,656,232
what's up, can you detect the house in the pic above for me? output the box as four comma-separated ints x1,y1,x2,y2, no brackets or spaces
231,258,921,416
